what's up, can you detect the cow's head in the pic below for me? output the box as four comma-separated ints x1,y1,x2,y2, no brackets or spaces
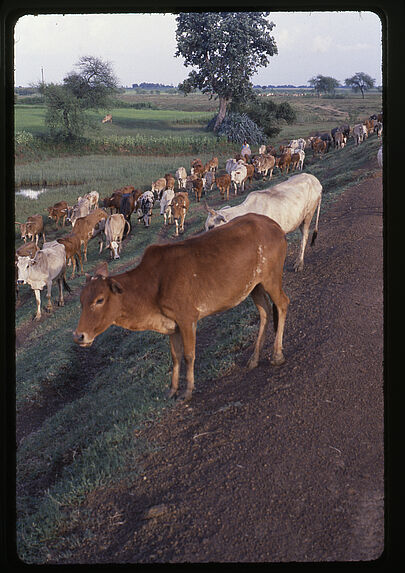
204,203,229,231
73,262,124,347
110,241,120,259
16,256,31,284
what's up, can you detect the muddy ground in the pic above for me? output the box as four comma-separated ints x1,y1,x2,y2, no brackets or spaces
43,170,385,563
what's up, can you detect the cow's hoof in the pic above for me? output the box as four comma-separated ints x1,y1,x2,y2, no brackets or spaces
246,356,259,370
271,354,285,366
294,262,304,272
178,390,193,403
58,301,65,307
166,388,178,400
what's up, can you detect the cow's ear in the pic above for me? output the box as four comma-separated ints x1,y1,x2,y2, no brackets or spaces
94,261,109,278
109,278,123,295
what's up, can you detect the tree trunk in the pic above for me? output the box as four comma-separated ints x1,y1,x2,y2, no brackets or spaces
213,97,228,132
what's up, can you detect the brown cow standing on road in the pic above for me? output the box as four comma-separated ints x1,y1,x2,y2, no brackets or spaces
73,213,289,401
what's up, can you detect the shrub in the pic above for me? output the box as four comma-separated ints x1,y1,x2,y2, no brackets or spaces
206,112,266,145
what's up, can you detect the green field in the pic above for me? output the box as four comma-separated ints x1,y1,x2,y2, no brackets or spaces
14,90,382,563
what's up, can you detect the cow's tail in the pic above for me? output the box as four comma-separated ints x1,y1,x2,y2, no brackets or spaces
63,275,72,294
124,219,131,236
310,193,322,247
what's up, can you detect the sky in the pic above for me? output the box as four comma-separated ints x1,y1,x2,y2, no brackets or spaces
13,11,383,88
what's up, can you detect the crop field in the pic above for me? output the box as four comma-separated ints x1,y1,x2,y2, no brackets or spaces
14,91,382,562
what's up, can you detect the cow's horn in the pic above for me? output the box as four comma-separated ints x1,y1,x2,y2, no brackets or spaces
204,201,216,216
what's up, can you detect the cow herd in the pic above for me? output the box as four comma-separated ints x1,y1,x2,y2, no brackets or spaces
15,110,383,399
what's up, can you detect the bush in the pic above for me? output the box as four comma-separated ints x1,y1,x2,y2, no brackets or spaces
206,112,266,145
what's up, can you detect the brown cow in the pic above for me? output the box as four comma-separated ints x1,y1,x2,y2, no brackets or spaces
16,215,45,245
171,192,190,236
164,173,176,191
275,153,292,174
57,233,84,279
102,114,112,123
204,157,218,172
215,172,232,201
47,201,68,227
71,208,108,262
73,213,289,401
192,178,204,202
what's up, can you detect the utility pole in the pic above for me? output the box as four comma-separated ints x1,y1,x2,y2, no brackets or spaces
41,67,44,84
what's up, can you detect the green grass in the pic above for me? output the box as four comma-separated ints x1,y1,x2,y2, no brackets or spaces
14,91,382,563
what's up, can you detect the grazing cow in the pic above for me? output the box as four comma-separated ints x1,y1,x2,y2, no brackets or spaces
353,124,366,146
151,178,167,200
175,167,187,189
192,178,204,202
202,171,216,192
164,173,176,191
374,121,383,138
66,197,91,227
377,146,383,169
244,164,255,188
71,208,108,262
333,131,345,149
102,114,112,123
120,189,142,231
73,213,289,401
226,158,238,174
204,157,218,172
160,188,175,225
312,138,327,155
170,192,189,236
185,174,198,192
215,172,232,201
205,173,322,272
275,152,292,174
102,214,130,259
16,215,45,245
17,240,71,320
81,190,99,211
47,201,68,228
230,163,248,194
253,154,275,180
15,242,39,303
57,233,84,279
137,191,155,227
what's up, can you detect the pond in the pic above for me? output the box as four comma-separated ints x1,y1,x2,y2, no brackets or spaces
16,188,48,200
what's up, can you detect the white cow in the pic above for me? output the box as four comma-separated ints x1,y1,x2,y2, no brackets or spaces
16,240,70,320
101,214,130,259
353,123,368,146
205,173,322,272
202,171,216,192
377,146,383,169
175,167,187,189
66,197,91,227
160,188,175,225
81,190,99,210
293,149,305,171
230,163,248,194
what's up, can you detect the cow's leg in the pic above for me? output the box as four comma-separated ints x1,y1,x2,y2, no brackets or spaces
33,289,42,321
247,284,272,369
178,321,197,401
262,279,289,366
70,256,76,279
57,277,65,306
168,328,183,399
45,280,53,311
294,212,313,272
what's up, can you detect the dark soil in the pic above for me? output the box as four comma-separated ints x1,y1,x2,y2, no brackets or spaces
48,171,384,563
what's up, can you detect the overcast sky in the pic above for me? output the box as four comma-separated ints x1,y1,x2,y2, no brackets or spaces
14,11,383,88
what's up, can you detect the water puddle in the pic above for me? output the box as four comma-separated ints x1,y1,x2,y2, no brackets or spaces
16,188,47,200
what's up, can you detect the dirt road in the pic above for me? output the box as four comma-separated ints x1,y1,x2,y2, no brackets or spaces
53,170,384,563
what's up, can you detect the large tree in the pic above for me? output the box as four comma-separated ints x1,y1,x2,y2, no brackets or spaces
308,75,340,97
39,56,119,139
175,12,277,131
344,72,376,99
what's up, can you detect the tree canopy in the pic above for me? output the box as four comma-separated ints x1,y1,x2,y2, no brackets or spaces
344,72,376,99
308,75,340,97
39,56,119,139
175,12,278,131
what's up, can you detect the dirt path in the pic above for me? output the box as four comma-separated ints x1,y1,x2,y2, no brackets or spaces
51,171,384,563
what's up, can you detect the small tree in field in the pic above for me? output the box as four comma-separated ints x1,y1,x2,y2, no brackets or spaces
39,56,119,139
344,72,376,99
308,75,340,97
175,12,278,132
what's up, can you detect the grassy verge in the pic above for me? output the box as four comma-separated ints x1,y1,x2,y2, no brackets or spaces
14,119,382,563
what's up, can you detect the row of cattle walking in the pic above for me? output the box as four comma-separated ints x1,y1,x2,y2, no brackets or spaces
16,111,382,399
